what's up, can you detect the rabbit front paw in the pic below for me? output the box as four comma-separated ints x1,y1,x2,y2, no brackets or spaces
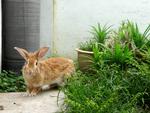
22,92,30,97
29,92,37,96
29,87,42,96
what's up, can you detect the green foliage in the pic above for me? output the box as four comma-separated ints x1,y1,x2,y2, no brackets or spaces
103,42,133,66
92,41,133,68
62,63,150,113
91,23,111,44
0,70,25,92
91,21,150,66
62,21,150,113
118,21,150,50
79,40,95,51
79,24,111,51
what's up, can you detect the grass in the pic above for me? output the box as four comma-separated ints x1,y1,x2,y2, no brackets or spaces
0,70,25,92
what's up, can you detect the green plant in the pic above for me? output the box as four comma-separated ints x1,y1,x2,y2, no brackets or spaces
79,40,95,51
107,42,133,66
92,41,133,68
79,24,111,51
118,21,150,50
92,43,102,65
112,21,150,64
0,70,25,92
62,21,150,113
62,61,150,113
91,23,111,44
61,60,150,113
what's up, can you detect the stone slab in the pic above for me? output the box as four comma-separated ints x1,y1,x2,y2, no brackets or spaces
0,90,64,113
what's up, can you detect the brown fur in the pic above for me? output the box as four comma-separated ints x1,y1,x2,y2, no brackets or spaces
14,47,75,96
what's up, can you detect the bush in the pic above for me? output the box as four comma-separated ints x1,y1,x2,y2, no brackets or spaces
62,63,150,113
0,70,25,92
61,21,150,113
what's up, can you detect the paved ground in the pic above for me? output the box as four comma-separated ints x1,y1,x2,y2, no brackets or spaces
0,90,64,113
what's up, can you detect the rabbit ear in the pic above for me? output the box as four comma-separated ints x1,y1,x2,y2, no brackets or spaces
14,47,29,60
36,47,49,59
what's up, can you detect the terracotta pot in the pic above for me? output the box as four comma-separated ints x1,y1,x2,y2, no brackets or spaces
76,48,94,71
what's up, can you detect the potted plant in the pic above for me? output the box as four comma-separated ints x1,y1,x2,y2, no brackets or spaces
76,23,111,71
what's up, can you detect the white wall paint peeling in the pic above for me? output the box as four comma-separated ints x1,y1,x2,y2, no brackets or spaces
53,0,150,58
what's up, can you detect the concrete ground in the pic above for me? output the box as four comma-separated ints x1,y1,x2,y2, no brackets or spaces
0,90,64,113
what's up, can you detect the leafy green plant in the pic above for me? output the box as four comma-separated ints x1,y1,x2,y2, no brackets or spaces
79,40,95,51
79,24,111,51
108,42,133,66
118,21,150,50
91,23,111,44
62,21,150,113
61,62,150,113
0,70,25,92
129,23,150,50
92,41,133,68
92,43,102,65
111,21,150,64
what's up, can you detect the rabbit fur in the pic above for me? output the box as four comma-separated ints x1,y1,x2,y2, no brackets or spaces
14,47,75,96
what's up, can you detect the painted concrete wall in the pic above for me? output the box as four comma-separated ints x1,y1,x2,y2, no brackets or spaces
40,0,53,56
0,0,1,71
53,0,150,59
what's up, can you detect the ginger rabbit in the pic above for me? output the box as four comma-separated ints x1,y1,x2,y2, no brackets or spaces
14,47,75,96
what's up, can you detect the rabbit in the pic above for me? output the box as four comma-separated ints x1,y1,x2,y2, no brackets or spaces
14,47,75,96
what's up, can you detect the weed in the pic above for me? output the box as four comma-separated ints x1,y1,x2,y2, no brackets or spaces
0,70,25,92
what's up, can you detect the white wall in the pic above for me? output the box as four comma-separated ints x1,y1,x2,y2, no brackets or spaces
53,0,150,59
0,0,1,71
40,0,53,56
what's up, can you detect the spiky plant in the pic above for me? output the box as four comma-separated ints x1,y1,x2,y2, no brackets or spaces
91,23,112,44
79,40,95,51
118,21,150,50
79,24,111,51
